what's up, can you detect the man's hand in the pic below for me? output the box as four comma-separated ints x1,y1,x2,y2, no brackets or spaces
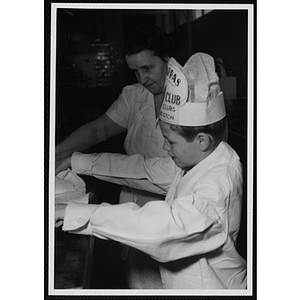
55,203,67,227
55,154,71,175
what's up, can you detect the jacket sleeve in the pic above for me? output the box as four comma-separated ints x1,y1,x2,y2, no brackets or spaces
71,152,178,195
63,185,227,263
104,85,133,128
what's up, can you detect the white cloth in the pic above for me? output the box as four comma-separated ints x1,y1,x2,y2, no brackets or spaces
64,142,247,289
55,168,89,204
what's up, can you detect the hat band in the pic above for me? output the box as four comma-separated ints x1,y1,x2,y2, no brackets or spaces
159,92,226,126
178,92,226,126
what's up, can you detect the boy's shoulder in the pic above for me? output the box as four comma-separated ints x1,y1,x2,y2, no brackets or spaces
210,142,241,166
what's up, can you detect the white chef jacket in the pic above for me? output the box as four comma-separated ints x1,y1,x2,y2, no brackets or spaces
90,81,178,288
64,142,247,289
105,82,177,206
71,152,177,197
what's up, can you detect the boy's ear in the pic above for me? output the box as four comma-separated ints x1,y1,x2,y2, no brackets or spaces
196,133,212,151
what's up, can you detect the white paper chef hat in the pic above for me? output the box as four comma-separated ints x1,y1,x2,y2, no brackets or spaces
159,53,226,126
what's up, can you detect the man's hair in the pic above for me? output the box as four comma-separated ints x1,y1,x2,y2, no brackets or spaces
170,116,228,144
123,24,173,61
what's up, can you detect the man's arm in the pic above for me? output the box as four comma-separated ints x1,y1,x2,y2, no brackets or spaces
71,152,179,194
55,114,126,174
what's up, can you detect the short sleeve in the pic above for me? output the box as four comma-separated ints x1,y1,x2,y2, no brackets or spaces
105,85,138,128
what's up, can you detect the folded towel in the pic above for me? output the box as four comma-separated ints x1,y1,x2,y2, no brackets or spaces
55,169,88,204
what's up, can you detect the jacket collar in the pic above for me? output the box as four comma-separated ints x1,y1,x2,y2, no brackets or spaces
177,141,240,188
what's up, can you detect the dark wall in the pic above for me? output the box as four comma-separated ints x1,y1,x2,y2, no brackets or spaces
55,9,159,144
172,10,248,98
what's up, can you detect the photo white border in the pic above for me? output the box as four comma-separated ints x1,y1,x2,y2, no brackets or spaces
48,2,255,296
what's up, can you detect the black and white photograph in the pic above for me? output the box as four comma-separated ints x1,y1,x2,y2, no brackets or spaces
5,1,300,300
46,1,255,297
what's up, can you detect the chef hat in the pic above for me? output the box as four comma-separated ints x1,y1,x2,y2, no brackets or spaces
159,53,226,126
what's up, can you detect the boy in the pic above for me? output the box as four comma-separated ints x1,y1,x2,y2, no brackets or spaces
56,53,247,289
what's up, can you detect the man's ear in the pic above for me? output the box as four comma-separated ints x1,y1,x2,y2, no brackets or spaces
196,133,212,151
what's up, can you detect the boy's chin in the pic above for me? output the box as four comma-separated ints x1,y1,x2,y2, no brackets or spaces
172,158,184,169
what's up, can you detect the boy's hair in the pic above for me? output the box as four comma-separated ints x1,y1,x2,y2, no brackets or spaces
170,116,228,143
123,24,173,61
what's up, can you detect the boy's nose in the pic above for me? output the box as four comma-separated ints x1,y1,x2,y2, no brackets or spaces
163,140,170,151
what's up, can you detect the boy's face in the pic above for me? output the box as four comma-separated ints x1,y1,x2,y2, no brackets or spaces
159,121,203,171
125,50,167,96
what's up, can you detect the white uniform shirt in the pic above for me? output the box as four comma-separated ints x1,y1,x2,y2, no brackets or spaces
64,142,247,289
104,83,174,206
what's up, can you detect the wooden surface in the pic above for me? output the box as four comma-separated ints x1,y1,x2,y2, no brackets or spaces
54,176,128,289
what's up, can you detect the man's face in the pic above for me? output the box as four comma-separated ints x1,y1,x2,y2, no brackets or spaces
125,50,168,95
159,121,202,171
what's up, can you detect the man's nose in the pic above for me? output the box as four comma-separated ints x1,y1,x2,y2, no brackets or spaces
139,72,149,86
